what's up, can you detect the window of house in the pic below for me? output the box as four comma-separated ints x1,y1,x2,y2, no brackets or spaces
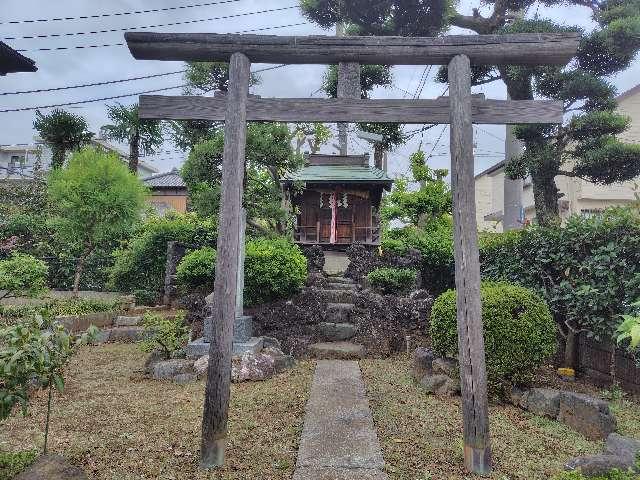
7,155,25,175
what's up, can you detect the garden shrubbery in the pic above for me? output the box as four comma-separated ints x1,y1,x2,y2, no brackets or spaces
367,267,417,295
430,282,557,394
109,213,217,304
0,298,125,326
175,237,307,307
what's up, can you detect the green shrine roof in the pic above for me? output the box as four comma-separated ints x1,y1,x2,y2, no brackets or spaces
282,165,393,186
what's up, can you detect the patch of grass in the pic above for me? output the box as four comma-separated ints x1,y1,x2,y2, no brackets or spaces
0,344,314,479
0,450,37,480
360,356,640,480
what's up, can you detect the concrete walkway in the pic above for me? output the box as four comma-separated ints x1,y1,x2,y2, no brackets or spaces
293,360,388,480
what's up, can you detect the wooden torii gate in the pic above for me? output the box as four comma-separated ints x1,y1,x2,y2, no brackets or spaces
125,31,579,475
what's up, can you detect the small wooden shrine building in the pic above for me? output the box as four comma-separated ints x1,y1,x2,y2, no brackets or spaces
282,153,393,246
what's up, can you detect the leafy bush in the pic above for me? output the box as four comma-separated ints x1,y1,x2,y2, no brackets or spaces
0,298,125,327
139,312,189,359
0,450,37,480
367,267,417,295
430,282,557,394
175,237,308,306
0,253,48,300
481,208,640,344
243,238,307,306
175,247,217,292
109,213,217,304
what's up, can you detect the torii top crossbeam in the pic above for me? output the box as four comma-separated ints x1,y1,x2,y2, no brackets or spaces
125,32,579,66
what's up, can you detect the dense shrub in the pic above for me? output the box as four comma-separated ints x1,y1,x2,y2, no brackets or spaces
367,267,417,295
176,247,217,292
0,450,37,480
244,238,307,306
0,253,48,300
109,213,217,304
481,208,640,343
140,312,189,358
0,298,125,326
430,282,557,393
175,238,307,306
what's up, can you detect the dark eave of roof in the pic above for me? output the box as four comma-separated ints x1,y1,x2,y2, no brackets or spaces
0,41,37,75
142,169,186,189
474,160,505,179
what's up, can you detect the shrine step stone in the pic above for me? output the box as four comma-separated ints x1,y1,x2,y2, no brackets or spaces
114,315,143,327
318,322,357,341
322,289,355,304
327,276,354,284
325,282,357,291
327,303,354,323
309,342,365,360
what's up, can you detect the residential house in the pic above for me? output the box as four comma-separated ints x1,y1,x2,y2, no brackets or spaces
0,137,158,179
142,168,188,215
0,41,36,75
475,85,640,231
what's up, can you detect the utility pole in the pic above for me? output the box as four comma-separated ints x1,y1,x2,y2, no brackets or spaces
503,120,524,231
336,21,360,156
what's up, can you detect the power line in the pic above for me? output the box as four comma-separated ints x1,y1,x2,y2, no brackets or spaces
5,5,299,41
16,21,310,52
1,70,185,96
1,0,246,25
0,64,288,113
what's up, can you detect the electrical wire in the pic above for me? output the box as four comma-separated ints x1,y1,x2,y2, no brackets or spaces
16,21,310,52
0,64,288,113
1,0,246,25
5,5,300,41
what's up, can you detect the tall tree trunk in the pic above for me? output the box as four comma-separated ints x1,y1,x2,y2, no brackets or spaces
531,170,560,225
374,144,384,170
51,146,65,169
129,131,140,174
564,329,578,370
72,245,93,297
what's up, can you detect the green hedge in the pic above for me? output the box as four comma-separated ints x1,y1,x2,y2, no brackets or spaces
367,267,417,295
0,298,125,326
108,213,217,304
175,237,307,307
430,282,557,394
480,208,640,341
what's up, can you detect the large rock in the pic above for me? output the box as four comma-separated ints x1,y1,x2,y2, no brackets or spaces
193,355,209,376
232,351,276,382
417,373,460,395
558,392,617,440
262,346,295,373
143,350,166,375
152,359,194,380
432,357,458,377
318,322,357,341
308,342,365,360
412,347,435,381
15,454,87,480
521,388,561,419
565,455,635,476
605,433,640,461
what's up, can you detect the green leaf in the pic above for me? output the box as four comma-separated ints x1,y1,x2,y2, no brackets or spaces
52,373,64,393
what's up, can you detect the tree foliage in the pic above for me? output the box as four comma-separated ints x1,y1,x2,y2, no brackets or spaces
300,0,640,225
0,253,48,301
48,148,148,294
33,109,93,169
101,103,164,173
181,123,303,233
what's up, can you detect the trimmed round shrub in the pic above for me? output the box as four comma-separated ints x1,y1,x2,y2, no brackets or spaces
175,237,307,307
176,247,217,292
430,282,557,393
367,267,417,295
244,238,307,306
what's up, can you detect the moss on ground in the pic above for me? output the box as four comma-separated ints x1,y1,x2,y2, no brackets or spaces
360,355,640,480
0,344,314,480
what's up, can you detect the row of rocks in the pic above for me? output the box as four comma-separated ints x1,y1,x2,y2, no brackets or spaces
566,433,640,476
145,340,295,384
411,347,460,395
511,387,617,440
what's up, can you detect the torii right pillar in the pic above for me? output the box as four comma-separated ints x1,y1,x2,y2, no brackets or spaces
449,53,492,475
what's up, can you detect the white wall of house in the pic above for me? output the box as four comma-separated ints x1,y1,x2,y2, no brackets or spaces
475,86,640,232
0,137,157,179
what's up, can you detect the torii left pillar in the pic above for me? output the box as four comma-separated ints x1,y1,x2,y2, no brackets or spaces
201,52,251,468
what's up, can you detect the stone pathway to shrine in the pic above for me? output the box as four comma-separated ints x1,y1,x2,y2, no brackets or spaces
293,360,388,480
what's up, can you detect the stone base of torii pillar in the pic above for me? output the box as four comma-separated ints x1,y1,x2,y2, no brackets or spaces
185,208,263,358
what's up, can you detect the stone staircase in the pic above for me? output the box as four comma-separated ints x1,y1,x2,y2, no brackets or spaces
97,315,145,343
309,276,365,360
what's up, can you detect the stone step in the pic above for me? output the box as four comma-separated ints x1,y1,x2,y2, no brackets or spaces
115,315,143,327
327,276,354,284
325,282,357,291
326,302,355,323
309,341,365,360
321,289,355,304
318,322,357,341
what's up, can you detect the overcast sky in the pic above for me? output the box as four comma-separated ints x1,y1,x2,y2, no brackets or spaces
2,0,640,179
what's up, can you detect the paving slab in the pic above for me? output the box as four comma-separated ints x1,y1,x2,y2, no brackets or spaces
294,360,388,480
